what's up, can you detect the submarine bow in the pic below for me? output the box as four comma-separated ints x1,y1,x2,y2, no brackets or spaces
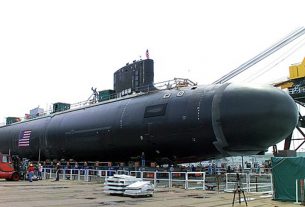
211,83,298,157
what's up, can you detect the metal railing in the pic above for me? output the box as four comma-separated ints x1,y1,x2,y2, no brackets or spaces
225,173,273,194
41,168,272,193
4,78,197,124
42,168,205,190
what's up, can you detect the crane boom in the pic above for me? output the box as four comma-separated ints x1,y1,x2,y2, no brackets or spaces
212,27,305,84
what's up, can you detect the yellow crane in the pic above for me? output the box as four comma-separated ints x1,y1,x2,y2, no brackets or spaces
274,58,305,105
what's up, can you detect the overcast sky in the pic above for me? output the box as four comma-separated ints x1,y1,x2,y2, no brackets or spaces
1,0,305,150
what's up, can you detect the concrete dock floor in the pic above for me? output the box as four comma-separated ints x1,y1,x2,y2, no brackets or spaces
0,180,296,207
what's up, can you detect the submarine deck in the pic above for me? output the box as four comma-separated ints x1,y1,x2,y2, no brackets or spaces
0,180,293,207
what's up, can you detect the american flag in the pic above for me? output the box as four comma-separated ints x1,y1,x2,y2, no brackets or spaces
146,49,149,59
18,130,31,147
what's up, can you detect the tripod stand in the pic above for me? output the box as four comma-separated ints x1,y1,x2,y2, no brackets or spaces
232,173,248,206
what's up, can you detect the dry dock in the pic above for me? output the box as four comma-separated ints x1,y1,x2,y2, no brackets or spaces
0,180,295,207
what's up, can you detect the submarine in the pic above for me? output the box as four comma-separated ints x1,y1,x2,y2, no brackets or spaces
0,58,298,163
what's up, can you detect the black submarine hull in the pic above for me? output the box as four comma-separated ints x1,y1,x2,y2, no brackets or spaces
0,83,298,163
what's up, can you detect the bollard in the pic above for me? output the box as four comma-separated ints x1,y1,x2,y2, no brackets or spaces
217,175,220,192
255,176,258,192
301,179,304,205
301,179,305,206
295,179,301,204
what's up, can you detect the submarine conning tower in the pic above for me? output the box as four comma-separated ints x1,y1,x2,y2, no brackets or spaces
113,59,154,97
